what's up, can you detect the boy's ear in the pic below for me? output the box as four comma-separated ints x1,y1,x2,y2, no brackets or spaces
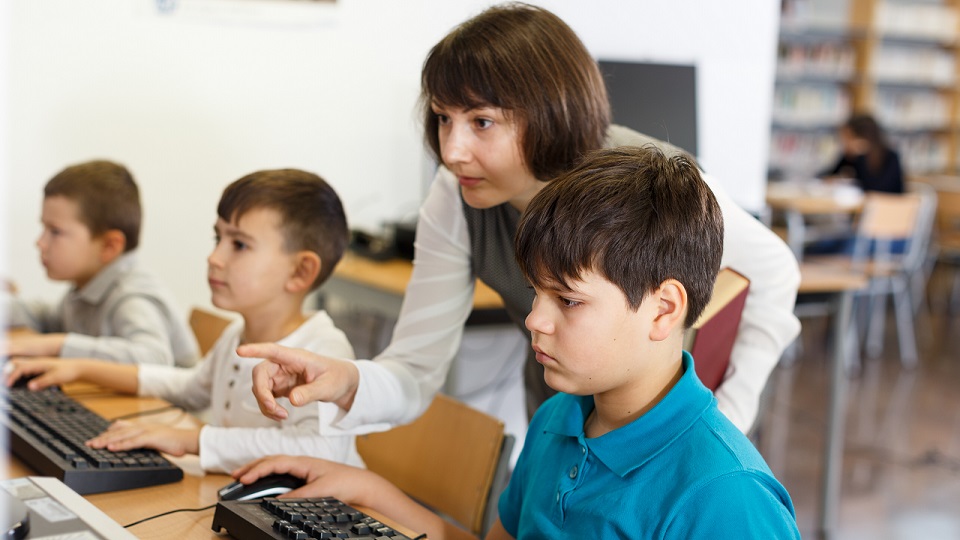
286,251,322,293
649,279,687,342
98,230,127,262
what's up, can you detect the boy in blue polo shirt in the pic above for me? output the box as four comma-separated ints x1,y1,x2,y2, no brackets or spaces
233,146,800,539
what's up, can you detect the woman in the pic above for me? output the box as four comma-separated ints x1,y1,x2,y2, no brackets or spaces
824,113,905,194
241,3,801,434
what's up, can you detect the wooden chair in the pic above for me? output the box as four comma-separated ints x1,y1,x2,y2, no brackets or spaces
356,393,514,538
807,185,937,367
682,268,750,391
188,307,232,357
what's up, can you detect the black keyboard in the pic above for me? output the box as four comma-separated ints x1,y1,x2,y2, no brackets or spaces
212,497,418,540
1,386,183,495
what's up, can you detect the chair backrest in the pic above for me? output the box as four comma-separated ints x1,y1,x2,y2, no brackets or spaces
850,187,936,275
355,393,513,537
683,268,750,391
188,307,232,357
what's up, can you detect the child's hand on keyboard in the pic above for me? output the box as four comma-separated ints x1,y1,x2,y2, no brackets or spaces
3,358,78,390
85,421,201,457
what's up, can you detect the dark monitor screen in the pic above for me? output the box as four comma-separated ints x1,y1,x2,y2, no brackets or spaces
598,60,698,157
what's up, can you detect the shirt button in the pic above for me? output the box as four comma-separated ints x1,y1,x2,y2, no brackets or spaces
555,492,560,502
569,465,578,479
228,380,235,388
233,364,240,372
581,446,586,455
224,401,230,409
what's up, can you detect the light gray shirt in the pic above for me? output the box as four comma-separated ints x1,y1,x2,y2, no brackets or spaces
8,251,198,367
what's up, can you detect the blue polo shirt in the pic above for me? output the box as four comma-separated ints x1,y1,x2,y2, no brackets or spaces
498,351,800,539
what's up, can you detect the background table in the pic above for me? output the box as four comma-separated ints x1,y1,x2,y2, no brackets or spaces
798,263,867,539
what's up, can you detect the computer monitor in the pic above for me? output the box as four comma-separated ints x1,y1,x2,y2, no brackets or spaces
598,60,698,157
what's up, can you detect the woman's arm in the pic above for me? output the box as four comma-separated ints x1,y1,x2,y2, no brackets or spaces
246,169,476,430
703,173,801,431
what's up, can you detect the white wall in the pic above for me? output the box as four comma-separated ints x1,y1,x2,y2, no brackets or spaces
2,0,779,315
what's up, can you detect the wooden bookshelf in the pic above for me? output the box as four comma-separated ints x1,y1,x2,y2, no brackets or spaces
771,0,960,180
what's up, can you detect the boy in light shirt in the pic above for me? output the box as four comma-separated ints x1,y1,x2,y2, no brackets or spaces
6,169,363,473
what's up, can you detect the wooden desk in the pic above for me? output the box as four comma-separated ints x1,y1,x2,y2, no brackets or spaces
767,182,863,260
798,263,868,540
325,251,508,326
3,385,418,540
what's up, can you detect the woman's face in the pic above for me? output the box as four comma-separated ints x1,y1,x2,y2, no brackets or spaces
432,102,544,211
839,126,869,156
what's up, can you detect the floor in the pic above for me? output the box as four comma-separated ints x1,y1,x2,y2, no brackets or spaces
755,268,960,539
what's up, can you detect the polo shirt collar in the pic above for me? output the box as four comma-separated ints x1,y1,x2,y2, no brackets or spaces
71,251,137,305
541,351,713,477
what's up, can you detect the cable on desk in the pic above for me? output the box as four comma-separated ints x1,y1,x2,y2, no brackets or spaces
122,503,217,528
411,534,428,540
109,404,182,421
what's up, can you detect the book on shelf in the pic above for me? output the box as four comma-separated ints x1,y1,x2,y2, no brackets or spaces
683,267,750,392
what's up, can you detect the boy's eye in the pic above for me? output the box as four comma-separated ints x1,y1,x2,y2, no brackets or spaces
474,118,493,129
559,297,581,308
435,112,450,125
232,240,248,251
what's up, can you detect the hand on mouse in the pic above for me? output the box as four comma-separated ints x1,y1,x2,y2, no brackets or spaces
231,455,385,505
233,455,470,540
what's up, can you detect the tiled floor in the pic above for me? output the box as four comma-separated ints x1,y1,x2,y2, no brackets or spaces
756,283,960,539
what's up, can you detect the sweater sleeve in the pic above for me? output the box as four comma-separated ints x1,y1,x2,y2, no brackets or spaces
703,173,801,432
61,295,176,366
336,168,474,430
199,401,361,473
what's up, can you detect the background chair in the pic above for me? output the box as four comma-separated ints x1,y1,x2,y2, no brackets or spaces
355,393,514,538
807,185,937,368
682,268,750,391
188,307,232,357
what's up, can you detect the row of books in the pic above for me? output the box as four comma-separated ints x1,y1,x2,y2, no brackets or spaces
772,85,851,128
769,129,951,178
874,90,951,131
777,42,855,81
774,83,953,131
870,45,955,86
875,1,958,43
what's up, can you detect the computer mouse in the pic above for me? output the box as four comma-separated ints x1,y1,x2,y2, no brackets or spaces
218,473,305,501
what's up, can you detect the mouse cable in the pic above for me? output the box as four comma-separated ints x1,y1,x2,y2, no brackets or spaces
122,503,217,528
109,404,182,421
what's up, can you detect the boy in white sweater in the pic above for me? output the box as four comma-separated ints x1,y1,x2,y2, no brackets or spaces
5,169,361,473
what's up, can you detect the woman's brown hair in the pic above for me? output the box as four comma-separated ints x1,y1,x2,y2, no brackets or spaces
420,2,611,182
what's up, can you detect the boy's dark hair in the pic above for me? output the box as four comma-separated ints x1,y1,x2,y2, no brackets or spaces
218,169,348,291
420,2,610,182
44,160,141,252
516,146,723,328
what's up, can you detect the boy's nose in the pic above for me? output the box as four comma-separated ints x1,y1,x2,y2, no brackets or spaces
525,300,554,335
206,247,223,268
